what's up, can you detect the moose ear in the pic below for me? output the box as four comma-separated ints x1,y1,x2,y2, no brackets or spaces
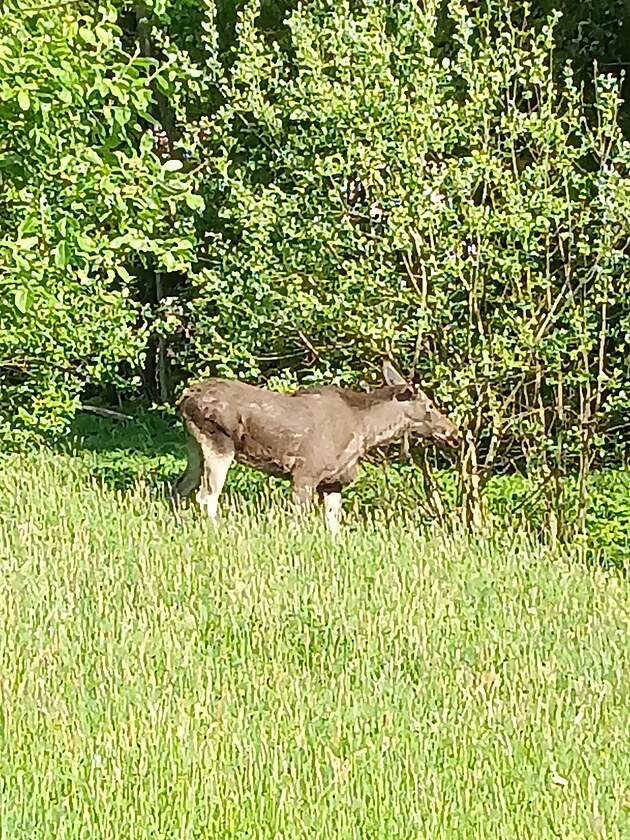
394,385,415,402
383,361,407,386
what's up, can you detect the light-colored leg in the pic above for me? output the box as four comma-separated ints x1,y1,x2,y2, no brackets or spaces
286,481,315,534
196,431,235,520
171,431,202,506
323,491,342,538
291,482,315,508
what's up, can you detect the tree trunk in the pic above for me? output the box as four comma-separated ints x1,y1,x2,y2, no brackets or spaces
155,272,170,402
460,429,484,531
135,5,176,404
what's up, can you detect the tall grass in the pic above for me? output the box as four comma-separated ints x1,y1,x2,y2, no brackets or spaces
1,453,629,839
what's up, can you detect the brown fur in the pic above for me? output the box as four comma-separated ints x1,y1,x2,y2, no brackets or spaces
172,364,459,532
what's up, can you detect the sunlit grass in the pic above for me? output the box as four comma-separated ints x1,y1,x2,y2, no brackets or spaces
1,452,629,839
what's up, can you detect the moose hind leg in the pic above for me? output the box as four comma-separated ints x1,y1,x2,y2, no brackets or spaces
288,478,317,531
197,431,235,520
171,431,203,507
291,481,315,508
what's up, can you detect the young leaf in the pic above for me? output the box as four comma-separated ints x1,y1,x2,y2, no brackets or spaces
14,287,33,314
17,89,30,111
53,240,69,268
184,193,205,211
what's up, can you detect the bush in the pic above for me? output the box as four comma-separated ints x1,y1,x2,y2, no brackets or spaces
180,0,630,525
0,1,200,444
3,0,630,538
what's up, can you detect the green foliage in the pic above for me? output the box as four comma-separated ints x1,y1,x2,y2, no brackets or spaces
184,0,630,456
2,0,630,536
584,470,630,567
0,0,202,444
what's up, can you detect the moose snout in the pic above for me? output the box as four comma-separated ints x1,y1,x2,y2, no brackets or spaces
444,430,460,448
433,424,460,449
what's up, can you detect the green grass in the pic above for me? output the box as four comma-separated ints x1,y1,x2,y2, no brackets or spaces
1,451,630,839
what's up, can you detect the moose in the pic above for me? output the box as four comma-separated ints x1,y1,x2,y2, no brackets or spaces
171,362,459,535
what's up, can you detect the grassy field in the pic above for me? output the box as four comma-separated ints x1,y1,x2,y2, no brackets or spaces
1,451,630,839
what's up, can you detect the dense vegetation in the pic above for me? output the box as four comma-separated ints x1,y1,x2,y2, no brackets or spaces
1,454,630,838
2,6,630,831
1,0,630,534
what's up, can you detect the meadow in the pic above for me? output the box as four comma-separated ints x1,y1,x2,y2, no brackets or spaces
1,443,630,839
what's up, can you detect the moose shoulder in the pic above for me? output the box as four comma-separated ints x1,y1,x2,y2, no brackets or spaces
171,362,459,536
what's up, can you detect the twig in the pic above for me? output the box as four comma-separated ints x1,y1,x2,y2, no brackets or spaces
80,404,133,421
297,331,321,361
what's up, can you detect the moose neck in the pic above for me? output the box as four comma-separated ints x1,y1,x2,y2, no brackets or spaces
361,401,415,451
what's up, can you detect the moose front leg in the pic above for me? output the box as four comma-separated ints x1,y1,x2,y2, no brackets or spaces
291,479,316,508
318,483,343,538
